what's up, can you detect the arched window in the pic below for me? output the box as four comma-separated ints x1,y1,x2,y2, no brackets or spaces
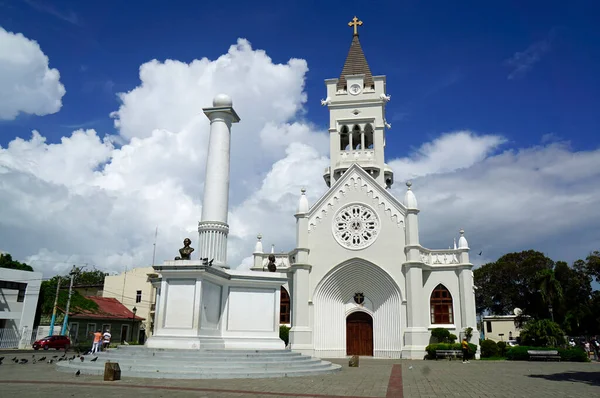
340,125,350,151
280,287,290,324
352,125,361,150
430,284,453,324
364,124,374,149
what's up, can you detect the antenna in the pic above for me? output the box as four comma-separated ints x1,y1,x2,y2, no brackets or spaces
151,226,158,266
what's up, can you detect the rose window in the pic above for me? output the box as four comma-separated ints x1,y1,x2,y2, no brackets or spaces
332,204,380,250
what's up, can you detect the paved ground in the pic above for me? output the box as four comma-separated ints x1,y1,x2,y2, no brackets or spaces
0,351,598,397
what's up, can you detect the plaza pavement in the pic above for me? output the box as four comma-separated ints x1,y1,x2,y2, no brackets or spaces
0,351,598,397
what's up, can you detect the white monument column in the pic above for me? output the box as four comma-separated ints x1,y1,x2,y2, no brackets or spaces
198,94,240,268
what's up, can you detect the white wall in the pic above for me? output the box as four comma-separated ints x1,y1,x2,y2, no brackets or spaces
0,268,42,348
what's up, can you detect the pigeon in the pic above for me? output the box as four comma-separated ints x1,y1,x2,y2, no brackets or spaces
47,359,54,364
80,356,85,362
32,360,37,364
19,359,28,364
39,356,46,361
478,251,482,256
75,370,81,376
11,357,17,361
52,355,58,359
208,259,214,266
32,354,35,358
0,356,4,362
91,357,98,362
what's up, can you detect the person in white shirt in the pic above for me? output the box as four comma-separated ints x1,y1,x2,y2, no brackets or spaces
102,329,112,352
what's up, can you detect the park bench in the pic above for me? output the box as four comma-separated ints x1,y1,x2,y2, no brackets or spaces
435,350,462,360
527,350,561,361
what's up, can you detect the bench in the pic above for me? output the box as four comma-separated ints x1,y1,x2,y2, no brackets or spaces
435,350,462,360
527,350,561,361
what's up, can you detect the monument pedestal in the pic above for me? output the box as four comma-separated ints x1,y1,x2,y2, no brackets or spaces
147,261,287,350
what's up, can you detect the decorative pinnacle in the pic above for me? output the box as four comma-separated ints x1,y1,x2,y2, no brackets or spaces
459,229,465,235
406,181,412,190
348,16,363,36
257,234,262,241
301,187,306,194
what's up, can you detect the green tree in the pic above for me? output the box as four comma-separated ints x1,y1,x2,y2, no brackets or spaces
585,250,600,283
0,253,34,272
520,319,566,347
553,260,593,336
474,250,555,318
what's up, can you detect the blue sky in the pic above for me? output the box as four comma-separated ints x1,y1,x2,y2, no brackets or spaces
2,0,599,152
1,0,600,278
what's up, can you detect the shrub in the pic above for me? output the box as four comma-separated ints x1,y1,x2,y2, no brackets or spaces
497,341,507,356
425,342,477,359
431,328,451,343
464,327,473,341
506,346,589,362
480,339,499,358
520,319,566,347
279,325,290,346
448,333,457,344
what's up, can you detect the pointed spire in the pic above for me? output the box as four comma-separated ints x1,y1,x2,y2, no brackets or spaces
254,234,263,254
337,19,374,91
271,244,275,254
453,237,457,250
298,187,309,213
458,229,469,249
404,181,418,208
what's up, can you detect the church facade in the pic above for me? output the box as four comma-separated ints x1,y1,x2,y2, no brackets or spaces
251,18,478,360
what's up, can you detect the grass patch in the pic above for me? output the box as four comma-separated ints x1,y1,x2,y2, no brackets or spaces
479,356,507,361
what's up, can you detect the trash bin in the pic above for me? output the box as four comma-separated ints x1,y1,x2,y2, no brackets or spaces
104,361,121,381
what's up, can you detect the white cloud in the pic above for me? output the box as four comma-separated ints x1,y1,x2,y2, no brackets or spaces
1,37,599,279
0,27,66,120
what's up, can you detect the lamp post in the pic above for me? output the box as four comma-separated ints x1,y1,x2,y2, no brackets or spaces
549,304,554,322
131,306,137,343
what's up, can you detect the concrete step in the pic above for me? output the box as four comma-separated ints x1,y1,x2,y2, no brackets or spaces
93,353,310,362
57,346,341,379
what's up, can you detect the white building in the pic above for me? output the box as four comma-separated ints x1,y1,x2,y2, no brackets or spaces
251,18,479,359
103,266,156,342
0,267,42,348
482,315,523,343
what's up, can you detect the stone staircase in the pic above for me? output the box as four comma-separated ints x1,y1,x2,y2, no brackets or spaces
55,346,342,379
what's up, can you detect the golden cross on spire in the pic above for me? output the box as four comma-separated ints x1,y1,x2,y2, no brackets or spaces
348,16,363,36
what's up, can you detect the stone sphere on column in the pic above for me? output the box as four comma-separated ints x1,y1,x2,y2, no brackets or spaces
213,93,233,107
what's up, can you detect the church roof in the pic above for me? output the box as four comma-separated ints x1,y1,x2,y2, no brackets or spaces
337,34,375,91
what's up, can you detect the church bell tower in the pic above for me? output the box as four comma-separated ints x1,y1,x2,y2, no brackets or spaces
322,16,394,189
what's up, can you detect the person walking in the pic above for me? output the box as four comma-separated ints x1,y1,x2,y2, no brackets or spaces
102,329,112,352
91,330,102,354
461,337,470,363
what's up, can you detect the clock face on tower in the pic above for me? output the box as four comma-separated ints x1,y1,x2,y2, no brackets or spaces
349,84,362,95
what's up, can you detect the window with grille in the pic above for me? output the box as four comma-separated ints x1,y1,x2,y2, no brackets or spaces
430,284,453,324
136,290,142,303
280,288,290,324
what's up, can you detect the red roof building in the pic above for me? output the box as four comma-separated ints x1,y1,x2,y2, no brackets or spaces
70,297,145,321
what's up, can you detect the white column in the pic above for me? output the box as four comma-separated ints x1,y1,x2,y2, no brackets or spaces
198,94,240,268
289,189,313,354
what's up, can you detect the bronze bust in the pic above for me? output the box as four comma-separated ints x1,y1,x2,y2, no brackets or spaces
267,254,277,272
175,238,194,260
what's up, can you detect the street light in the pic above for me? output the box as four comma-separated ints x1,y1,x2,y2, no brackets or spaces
548,304,554,322
131,306,137,343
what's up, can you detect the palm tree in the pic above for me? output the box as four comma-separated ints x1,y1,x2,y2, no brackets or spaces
536,269,563,321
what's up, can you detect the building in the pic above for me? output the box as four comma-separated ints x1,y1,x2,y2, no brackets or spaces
251,18,479,359
68,296,145,345
0,267,42,348
482,315,523,343
103,267,156,341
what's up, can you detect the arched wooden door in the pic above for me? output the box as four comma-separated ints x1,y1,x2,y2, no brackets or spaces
346,312,373,356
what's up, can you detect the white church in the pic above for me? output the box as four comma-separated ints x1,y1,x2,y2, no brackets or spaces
250,18,479,360
146,17,478,361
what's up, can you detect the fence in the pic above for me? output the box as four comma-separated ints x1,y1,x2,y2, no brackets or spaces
0,326,51,349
